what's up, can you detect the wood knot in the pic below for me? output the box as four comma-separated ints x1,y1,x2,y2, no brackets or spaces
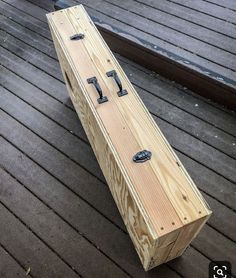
182,195,188,201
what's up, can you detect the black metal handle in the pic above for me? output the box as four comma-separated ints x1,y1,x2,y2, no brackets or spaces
106,70,128,97
87,77,108,104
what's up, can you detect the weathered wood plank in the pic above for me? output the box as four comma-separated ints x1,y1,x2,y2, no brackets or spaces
1,32,235,160
0,136,181,278
0,108,234,274
0,245,31,278
0,203,79,278
132,0,236,38
1,68,235,214
3,0,236,108
74,0,236,70
106,0,236,54
205,0,236,10
1,24,235,138
1,45,235,185
3,128,234,275
0,167,131,278
0,0,50,38
169,0,236,23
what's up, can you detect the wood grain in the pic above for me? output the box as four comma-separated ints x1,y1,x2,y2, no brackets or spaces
47,5,212,270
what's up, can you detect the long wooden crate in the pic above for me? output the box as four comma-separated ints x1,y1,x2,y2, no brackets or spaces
47,5,212,270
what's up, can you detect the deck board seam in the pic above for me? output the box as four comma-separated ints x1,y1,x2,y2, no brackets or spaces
166,0,236,25
0,165,133,278
0,198,83,278
132,0,236,39
19,0,236,71
2,84,236,215
203,0,236,12
1,61,236,184
3,162,233,274
3,25,236,135
1,0,48,26
104,0,236,55
0,132,126,234
1,81,236,191
1,41,236,157
0,14,51,42
3,3,235,114
2,148,232,275
0,25,58,61
190,244,236,278
1,107,236,235
73,2,236,71
0,241,34,278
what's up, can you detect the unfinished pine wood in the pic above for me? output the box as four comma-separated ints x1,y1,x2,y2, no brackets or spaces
47,5,212,270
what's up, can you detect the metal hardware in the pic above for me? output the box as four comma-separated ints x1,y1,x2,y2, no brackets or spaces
87,77,108,104
133,150,152,163
106,70,128,97
70,33,85,40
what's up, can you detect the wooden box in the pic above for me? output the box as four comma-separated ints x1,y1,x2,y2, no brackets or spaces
47,5,212,270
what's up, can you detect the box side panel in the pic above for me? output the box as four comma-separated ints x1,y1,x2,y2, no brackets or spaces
145,227,181,270
166,214,211,262
48,22,159,269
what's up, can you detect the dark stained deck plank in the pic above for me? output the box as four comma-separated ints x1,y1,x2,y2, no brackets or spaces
1,4,235,133
0,166,132,278
0,137,181,278
1,32,235,161
1,69,236,225
1,76,236,229
1,111,235,277
3,0,236,82
106,0,235,54
2,0,49,23
168,0,236,24
0,0,50,38
0,1,236,131
1,67,236,221
133,0,236,38
206,0,236,11
6,0,236,108
1,45,235,186
0,245,32,278
0,201,80,278
75,0,236,71
1,82,236,239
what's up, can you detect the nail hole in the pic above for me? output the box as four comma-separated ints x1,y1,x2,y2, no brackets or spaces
161,227,164,230
199,211,202,214
184,217,187,220
172,222,175,225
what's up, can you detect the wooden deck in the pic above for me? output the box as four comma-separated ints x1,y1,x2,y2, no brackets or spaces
53,0,236,108
0,0,236,277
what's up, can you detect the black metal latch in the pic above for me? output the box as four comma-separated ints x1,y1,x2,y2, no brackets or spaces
133,150,152,163
70,33,85,40
106,70,128,97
